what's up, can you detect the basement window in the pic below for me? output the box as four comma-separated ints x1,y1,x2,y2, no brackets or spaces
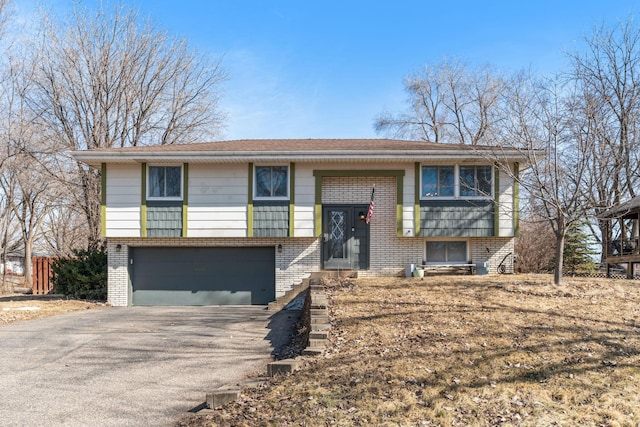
425,241,468,264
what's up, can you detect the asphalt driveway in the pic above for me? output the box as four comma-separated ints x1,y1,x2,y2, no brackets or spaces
0,306,296,426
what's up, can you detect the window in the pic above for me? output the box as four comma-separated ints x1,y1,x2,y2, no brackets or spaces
425,241,467,264
421,165,493,198
422,166,454,197
148,166,182,199
255,166,288,198
460,165,492,197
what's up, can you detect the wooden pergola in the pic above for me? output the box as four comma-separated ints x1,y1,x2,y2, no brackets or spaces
601,195,640,278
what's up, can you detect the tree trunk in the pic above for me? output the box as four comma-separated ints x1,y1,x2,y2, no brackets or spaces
23,238,32,289
553,232,566,285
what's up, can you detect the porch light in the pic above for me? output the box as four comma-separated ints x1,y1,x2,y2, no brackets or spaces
115,244,122,252
277,244,283,253
358,211,366,221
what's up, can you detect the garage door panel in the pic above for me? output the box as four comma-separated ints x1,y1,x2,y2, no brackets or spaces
131,290,253,306
131,247,275,305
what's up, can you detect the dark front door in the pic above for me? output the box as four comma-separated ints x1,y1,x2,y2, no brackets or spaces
322,205,370,270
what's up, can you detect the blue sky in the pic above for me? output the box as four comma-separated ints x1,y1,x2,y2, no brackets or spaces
16,1,640,140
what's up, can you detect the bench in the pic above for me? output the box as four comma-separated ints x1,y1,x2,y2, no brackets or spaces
418,263,477,275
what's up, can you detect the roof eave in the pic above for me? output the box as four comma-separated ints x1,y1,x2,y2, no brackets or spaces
71,149,532,168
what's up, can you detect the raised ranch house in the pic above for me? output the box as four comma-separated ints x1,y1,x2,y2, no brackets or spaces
72,139,526,306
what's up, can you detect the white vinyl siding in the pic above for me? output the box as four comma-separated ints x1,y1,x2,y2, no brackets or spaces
402,164,416,236
105,164,141,237
293,164,316,237
187,164,248,237
498,169,515,237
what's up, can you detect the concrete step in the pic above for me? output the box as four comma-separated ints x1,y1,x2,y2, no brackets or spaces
206,388,241,409
310,316,329,324
310,308,328,315
309,331,329,340
309,338,328,347
310,297,328,309
311,323,330,331
302,346,325,356
267,359,304,377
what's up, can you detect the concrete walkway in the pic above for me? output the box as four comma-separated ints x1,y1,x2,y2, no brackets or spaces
0,306,294,426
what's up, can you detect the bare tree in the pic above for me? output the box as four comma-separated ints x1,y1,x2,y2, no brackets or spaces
375,59,505,144
40,197,89,257
497,73,593,284
567,19,640,257
0,43,57,288
29,3,227,247
0,154,57,287
0,174,20,292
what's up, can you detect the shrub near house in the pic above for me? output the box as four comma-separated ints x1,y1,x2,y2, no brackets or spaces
52,247,107,300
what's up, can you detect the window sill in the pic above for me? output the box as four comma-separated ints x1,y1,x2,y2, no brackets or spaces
253,197,290,201
146,197,183,202
420,196,493,201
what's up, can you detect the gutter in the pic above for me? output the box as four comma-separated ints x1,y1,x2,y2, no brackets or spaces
71,149,537,167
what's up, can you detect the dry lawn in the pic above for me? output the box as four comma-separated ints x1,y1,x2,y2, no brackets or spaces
0,296,102,325
180,274,640,427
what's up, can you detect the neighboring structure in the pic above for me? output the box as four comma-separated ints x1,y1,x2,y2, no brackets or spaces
72,139,527,306
600,195,640,278
0,253,25,276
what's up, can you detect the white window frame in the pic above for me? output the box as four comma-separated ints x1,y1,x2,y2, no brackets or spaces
147,164,183,201
424,238,469,265
254,165,290,201
420,164,493,200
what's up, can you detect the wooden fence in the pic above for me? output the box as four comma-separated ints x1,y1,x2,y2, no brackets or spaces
32,256,55,295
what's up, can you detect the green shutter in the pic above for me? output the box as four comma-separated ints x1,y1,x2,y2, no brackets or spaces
513,162,520,237
141,163,147,237
314,175,322,237
494,165,500,237
247,163,254,237
396,174,403,237
182,163,189,237
101,163,107,238
414,162,421,236
289,162,295,237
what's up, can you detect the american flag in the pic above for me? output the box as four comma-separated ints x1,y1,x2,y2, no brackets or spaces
365,187,375,224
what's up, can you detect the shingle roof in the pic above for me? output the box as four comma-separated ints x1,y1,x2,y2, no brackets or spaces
86,138,490,153
72,138,530,167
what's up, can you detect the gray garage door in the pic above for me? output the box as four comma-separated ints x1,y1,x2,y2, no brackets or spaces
130,247,275,306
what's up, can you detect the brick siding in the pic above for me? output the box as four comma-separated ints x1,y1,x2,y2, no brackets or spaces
470,237,515,274
322,176,423,276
